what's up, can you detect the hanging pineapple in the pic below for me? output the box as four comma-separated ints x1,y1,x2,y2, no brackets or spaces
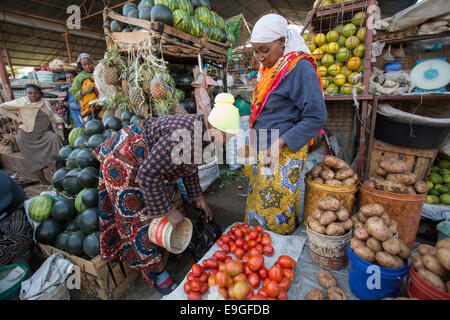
153,99,172,117
139,63,154,96
150,75,169,100
102,46,125,86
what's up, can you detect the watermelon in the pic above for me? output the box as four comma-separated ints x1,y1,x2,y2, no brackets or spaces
82,188,99,208
151,4,174,26
190,0,201,9
55,231,71,251
88,134,106,150
68,127,86,147
84,120,104,137
110,20,123,33
139,0,155,10
78,167,99,189
75,189,88,213
83,232,100,258
178,0,194,15
120,111,135,122
58,145,74,161
130,115,145,124
123,3,138,16
65,231,86,256
74,214,82,230
103,129,115,139
51,199,76,223
211,26,222,42
127,8,140,19
220,29,228,43
104,117,122,131
188,16,202,37
195,7,211,26
35,219,65,245
199,0,210,9
29,195,54,222
63,168,83,196
76,149,98,169
154,0,176,11
66,149,81,169
122,27,132,33
74,135,89,149
52,167,70,192
79,208,99,235
175,88,186,101
227,30,235,43
139,5,153,20
173,9,190,32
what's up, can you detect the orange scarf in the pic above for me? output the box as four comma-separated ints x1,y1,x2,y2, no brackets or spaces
250,51,323,129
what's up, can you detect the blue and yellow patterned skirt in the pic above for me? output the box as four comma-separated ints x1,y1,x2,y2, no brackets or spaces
244,145,308,235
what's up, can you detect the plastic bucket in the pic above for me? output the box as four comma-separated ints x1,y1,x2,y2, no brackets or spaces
302,177,358,228
436,221,450,242
347,245,409,300
359,182,426,250
406,266,450,300
148,217,193,254
307,225,352,270
0,264,30,300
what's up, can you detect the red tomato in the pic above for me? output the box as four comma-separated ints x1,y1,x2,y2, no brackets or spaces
199,272,208,283
216,239,224,247
277,289,288,300
242,243,249,253
278,277,290,291
230,243,237,253
200,282,209,294
262,278,271,289
262,245,274,256
233,228,243,239
191,264,203,278
255,225,264,233
234,248,245,259
247,240,257,248
224,256,232,263
249,294,268,300
230,226,237,233
242,223,250,228
222,243,230,253
233,273,247,282
230,234,236,241
268,265,283,283
222,235,230,244
202,259,209,268
244,234,251,242
257,288,269,297
190,279,202,292
246,286,255,300
214,250,227,262
241,227,249,235
248,248,260,257
208,269,218,276
243,264,253,276
261,232,269,238
235,238,245,248
265,280,280,298
215,271,229,288
278,255,295,269
183,281,191,294
249,230,259,240
187,292,202,300
241,255,250,265
257,235,262,243
248,254,264,271
261,236,271,246
283,268,295,282
256,244,263,254
248,273,261,288
206,259,219,269
218,263,227,272
187,272,196,282
218,287,228,299
208,275,216,288
226,277,233,289
258,267,268,279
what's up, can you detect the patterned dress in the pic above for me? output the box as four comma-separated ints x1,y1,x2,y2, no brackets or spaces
93,115,204,287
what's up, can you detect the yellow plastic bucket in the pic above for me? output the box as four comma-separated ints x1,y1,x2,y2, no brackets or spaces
302,177,358,228
147,217,193,254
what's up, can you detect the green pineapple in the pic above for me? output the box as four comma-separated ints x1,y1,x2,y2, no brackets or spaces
102,46,125,86
153,99,172,117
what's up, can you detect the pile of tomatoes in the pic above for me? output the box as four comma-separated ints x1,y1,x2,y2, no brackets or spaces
183,222,297,300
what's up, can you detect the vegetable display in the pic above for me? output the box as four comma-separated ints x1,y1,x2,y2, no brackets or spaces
306,270,348,300
307,196,353,236
306,155,358,186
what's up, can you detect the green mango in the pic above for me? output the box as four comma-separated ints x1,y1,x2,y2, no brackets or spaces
429,189,440,197
434,184,443,190
439,194,450,205
427,195,440,204
443,174,450,184
437,159,450,169
438,186,449,194
431,165,441,173
429,172,444,185
440,168,450,176
426,181,434,190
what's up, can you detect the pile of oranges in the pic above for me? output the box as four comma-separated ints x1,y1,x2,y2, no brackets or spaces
183,222,297,300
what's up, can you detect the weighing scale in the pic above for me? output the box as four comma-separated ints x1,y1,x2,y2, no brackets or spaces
411,58,450,93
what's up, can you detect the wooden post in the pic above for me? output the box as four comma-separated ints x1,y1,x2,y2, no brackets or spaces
0,52,14,101
63,31,72,64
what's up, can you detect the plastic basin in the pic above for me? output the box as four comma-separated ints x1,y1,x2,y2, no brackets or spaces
0,264,30,300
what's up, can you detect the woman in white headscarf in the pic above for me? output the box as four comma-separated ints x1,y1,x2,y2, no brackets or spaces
244,14,327,235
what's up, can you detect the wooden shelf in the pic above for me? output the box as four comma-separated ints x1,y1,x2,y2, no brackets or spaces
375,32,450,45
325,94,373,101
313,0,369,18
374,94,450,101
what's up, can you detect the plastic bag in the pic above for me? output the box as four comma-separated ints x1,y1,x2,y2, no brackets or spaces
188,211,222,262
382,44,395,62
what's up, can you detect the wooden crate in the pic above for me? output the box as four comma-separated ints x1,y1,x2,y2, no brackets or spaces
38,244,140,300
368,139,439,181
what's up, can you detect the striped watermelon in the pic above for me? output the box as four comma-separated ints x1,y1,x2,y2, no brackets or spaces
75,188,88,213
211,26,222,42
202,23,213,39
177,0,194,15
227,30,235,43
154,0,176,11
211,11,225,29
68,127,86,147
188,16,203,37
29,195,54,223
194,7,211,26
173,9,190,32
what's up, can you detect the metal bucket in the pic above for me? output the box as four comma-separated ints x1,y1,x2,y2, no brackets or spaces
148,217,193,254
306,225,352,270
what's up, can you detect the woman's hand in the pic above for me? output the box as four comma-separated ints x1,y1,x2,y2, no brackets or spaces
194,197,213,223
166,208,184,227
82,86,95,96
263,137,286,170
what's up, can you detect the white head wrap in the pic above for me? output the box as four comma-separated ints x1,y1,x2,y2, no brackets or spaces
250,14,311,55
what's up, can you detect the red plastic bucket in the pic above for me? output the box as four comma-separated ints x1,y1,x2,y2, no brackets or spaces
407,266,450,300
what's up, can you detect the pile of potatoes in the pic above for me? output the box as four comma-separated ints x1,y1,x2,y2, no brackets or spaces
306,270,348,300
307,196,353,236
363,156,428,195
410,238,450,293
306,155,358,187
350,203,412,268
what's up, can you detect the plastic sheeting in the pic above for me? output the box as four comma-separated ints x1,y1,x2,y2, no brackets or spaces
226,116,251,170
378,104,450,125
421,203,450,221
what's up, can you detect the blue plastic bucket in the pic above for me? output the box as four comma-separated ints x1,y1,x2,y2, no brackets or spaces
347,245,409,300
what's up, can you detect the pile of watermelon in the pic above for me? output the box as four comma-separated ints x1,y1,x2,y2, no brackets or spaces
110,0,235,44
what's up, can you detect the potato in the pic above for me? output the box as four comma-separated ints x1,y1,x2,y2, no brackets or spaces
317,197,341,211
323,155,349,170
376,251,403,268
353,220,364,230
436,237,450,250
352,173,359,181
366,237,383,253
326,222,346,236
411,255,425,271
326,287,348,300
355,212,367,223
354,246,376,262
374,176,386,190
382,238,401,255
382,180,409,194
310,165,323,178
375,167,388,177
388,220,398,235
398,242,411,260
342,177,357,186
423,254,447,277
386,173,416,186
313,177,325,184
354,228,370,241
325,179,343,186
418,244,437,256
335,207,349,221
309,218,326,234
317,270,337,289
378,157,408,174
319,211,338,226
306,172,313,179
341,219,353,231
311,208,323,220
406,186,417,195
380,212,390,225
436,248,450,271
306,289,325,300
350,238,366,251
320,168,335,180
335,168,354,181
366,216,390,241
363,179,376,189
417,268,446,292
414,181,429,194
360,203,384,217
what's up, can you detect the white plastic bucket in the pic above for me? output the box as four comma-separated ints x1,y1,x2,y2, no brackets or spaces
148,217,193,254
